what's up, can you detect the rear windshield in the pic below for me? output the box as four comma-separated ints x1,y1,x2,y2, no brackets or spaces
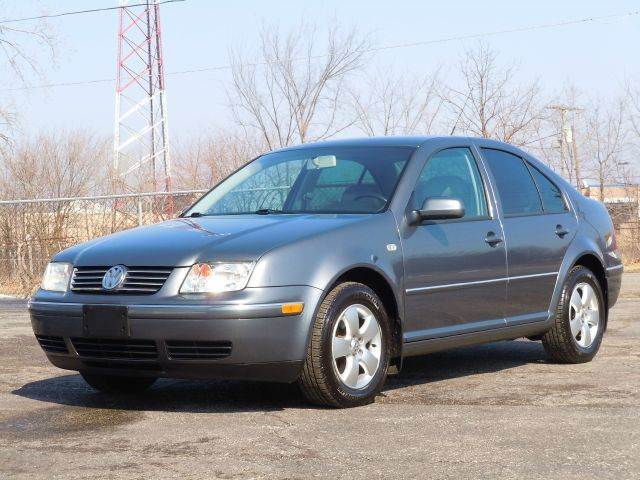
185,146,414,215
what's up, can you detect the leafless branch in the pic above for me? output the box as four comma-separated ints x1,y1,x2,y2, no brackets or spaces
227,20,370,148
349,67,444,136
440,43,543,145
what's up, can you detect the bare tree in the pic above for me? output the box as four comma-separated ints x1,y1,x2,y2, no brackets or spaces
0,131,108,292
350,69,444,136
0,6,56,143
625,80,640,164
441,43,543,145
228,21,370,149
0,130,109,199
172,132,259,190
624,79,640,197
627,81,640,138
527,84,585,183
583,98,628,201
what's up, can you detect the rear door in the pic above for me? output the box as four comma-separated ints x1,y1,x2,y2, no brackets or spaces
480,148,577,325
401,146,507,341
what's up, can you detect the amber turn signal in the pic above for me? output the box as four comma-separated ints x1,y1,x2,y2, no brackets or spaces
281,303,304,315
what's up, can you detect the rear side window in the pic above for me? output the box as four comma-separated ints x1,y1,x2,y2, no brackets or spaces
482,148,542,216
414,147,488,219
528,165,568,214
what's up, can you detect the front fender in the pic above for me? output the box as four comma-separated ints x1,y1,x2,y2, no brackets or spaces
248,211,405,346
249,212,403,291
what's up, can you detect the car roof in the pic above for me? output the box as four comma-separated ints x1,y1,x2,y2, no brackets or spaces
271,136,519,153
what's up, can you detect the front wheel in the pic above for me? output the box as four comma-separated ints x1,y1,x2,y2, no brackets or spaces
542,266,605,363
298,282,391,408
81,373,157,394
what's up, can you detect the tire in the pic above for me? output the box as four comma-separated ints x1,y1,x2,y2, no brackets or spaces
298,282,391,408
81,372,157,394
542,266,605,363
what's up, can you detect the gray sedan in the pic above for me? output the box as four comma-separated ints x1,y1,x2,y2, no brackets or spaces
30,136,623,407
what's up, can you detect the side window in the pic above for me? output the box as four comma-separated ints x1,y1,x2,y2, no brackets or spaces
414,147,488,219
528,165,568,214
481,148,542,216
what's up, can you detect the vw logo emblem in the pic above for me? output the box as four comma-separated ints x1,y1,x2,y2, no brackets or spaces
102,265,127,291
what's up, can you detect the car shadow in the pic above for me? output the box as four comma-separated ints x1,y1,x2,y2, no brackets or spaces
13,340,548,412
12,374,306,413
385,339,548,391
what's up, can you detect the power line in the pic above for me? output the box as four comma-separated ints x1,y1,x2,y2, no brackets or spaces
165,8,640,75
0,8,638,93
367,9,640,53
0,0,185,25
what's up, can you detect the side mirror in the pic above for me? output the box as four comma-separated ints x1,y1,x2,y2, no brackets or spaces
410,197,465,224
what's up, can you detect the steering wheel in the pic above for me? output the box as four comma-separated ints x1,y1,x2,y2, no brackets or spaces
354,193,387,207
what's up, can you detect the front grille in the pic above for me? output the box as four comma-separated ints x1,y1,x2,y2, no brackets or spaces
71,266,172,294
71,338,158,360
166,340,232,360
36,335,68,353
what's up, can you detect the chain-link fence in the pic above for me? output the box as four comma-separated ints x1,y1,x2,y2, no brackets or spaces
0,190,206,296
2,188,638,297
611,214,640,266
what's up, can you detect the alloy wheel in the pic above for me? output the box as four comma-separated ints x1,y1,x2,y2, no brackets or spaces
569,282,600,348
331,304,382,390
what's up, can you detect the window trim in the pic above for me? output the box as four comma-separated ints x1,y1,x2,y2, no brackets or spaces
482,147,544,217
524,161,570,215
480,147,559,219
410,146,494,225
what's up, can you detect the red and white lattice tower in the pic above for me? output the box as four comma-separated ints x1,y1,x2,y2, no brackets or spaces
113,0,172,200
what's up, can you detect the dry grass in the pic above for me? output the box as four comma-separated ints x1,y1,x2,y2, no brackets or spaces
622,262,640,273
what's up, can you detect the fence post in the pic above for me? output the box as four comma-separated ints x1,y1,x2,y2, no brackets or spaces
26,234,33,275
137,197,143,226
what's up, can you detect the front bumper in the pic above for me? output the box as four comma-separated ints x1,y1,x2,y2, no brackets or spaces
29,285,323,383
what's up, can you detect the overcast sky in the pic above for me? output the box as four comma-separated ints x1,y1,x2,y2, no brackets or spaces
2,0,638,139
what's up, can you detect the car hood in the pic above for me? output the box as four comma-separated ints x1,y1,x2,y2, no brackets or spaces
55,214,370,267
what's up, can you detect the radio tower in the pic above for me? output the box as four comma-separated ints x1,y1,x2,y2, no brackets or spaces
113,0,172,206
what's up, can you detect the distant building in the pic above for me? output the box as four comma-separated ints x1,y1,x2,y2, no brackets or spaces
581,180,639,226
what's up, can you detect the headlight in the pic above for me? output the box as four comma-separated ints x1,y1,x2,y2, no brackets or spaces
41,262,72,292
180,262,254,293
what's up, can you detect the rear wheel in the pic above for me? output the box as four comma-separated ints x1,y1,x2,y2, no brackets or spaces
298,282,391,408
81,373,157,394
542,266,605,363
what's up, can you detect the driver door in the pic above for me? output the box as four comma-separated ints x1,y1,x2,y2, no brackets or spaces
401,147,507,342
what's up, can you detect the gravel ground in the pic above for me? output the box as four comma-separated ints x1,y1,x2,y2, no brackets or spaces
0,275,638,479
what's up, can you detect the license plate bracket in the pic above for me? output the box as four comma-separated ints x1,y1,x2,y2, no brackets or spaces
82,305,129,338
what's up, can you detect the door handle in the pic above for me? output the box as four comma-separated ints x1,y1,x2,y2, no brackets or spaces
484,232,504,246
555,225,570,238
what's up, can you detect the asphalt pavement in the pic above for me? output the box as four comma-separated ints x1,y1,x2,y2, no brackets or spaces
0,276,638,479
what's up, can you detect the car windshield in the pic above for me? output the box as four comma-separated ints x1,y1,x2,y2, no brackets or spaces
184,146,414,216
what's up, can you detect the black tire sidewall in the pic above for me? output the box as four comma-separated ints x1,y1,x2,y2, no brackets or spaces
561,267,605,358
319,284,391,404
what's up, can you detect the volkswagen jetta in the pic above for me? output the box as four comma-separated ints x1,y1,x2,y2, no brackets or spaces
30,136,623,407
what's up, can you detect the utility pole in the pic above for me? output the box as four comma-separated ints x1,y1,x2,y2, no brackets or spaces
571,122,581,189
547,105,583,189
113,0,173,212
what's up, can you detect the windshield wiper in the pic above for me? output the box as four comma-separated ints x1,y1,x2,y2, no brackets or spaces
255,208,285,215
187,211,204,218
